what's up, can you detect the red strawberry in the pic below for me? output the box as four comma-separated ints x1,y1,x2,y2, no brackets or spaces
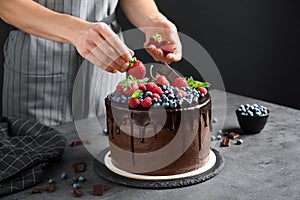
172,77,189,88
146,82,157,92
158,40,168,47
176,89,187,97
152,87,164,96
138,83,147,91
154,75,169,86
151,93,161,100
149,33,162,48
198,87,207,95
129,98,140,108
128,57,146,79
141,97,152,108
160,43,175,55
124,83,139,96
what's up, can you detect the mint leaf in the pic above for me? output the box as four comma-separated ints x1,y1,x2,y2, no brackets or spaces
131,90,143,98
187,76,211,89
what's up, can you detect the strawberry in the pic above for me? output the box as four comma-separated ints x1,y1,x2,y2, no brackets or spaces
138,83,147,91
141,97,153,108
172,77,189,88
198,87,208,95
128,57,146,79
146,82,157,92
129,98,140,108
124,83,139,96
152,87,164,96
116,84,124,90
154,75,169,86
160,43,175,55
149,33,162,48
158,40,168,47
151,93,161,100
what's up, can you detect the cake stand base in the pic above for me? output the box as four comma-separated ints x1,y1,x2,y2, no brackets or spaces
93,148,224,189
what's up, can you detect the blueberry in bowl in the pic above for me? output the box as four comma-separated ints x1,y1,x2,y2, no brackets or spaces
236,103,269,133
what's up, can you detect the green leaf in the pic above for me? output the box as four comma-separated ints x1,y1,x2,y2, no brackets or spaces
131,90,143,98
187,76,211,89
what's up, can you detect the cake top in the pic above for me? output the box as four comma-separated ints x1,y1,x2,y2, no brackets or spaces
107,57,210,110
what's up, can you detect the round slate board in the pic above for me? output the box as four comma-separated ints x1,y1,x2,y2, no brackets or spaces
94,147,224,189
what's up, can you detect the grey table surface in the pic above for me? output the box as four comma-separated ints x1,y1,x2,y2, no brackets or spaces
4,91,300,200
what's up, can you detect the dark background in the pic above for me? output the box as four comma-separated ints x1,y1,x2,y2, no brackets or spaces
1,0,300,116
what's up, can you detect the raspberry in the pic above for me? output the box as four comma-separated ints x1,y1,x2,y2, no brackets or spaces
172,77,189,88
198,87,207,95
141,97,152,108
152,87,164,96
138,83,147,91
155,75,169,86
146,82,157,92
129,98,140,108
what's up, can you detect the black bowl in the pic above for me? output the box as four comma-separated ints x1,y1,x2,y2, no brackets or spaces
236,110,269,133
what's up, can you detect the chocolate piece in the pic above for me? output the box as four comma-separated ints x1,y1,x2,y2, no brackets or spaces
45,184,55,192
224,131,240,139
72,162,86,173
70,140,91,147
73,189,84,197
220,138,231,147
31,186,43,194
93,185,111,196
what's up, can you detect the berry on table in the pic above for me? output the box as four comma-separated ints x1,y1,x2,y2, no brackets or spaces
61,172,68,180
236,139,243,145
78,176,86,182
48,178,55,184
73,183,80,189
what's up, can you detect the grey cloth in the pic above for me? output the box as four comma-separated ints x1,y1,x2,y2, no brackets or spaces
2,0,125,126
0,117,67,197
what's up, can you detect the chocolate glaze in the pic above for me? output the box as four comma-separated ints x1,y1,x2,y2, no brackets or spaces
105,93,212,176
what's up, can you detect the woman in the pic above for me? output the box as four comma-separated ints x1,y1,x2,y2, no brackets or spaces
0,0,181,126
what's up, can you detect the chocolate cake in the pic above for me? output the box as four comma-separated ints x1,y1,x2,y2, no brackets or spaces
105,91,212,176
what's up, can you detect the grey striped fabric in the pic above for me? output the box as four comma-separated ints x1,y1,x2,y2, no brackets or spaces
2,0,125,126
0,117,67,197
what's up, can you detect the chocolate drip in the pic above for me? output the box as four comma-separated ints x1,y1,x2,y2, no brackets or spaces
116,126,120,135
198,111,202,150
208,110,212,131
130,120,135,165
139,127,146,143
109,118,114,139
202,112,208,127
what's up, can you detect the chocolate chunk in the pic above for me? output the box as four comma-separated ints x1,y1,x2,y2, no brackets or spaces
31,186,43,194
93,185,111,196
72,162,86,173
224,131,240,139
70,140,91,147
73,189,84,197
220,138,231,147
45,184,55,192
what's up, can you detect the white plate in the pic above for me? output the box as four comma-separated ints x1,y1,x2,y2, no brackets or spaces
104,150,216,181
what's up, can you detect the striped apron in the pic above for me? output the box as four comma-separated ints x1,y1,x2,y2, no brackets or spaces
2,0,125,126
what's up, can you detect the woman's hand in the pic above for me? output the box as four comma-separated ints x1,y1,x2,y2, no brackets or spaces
74,22,134,73
143,18,182,64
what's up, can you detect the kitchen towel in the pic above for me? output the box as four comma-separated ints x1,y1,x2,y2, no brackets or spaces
0,117,67,197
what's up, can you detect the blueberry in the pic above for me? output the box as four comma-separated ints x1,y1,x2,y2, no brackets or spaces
121,95,127,103
73,177,79,182
217,135,222,140
152,98,158,103
144,91,152,97
211,135,216,141
180,87,186,91
169,101,177,108
177,99,183,106
176,93,183,99
153,103,161,108
162,102,169,108
193,97,198,102
185,87,191,92
103,128,108,136
168,93,175,99
253,104,259,108
162,85,168,91
73,183,80,189
212,117,218,123
247,110,254,116
161,94,167,101
107,94,113,100
78,176,86,182
61,172,68,180
199,93,204,98
173,88,179,93
236,139,243,145
48,179,55,184
217,130,223,135
115,96,121,103
112,96,117,102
